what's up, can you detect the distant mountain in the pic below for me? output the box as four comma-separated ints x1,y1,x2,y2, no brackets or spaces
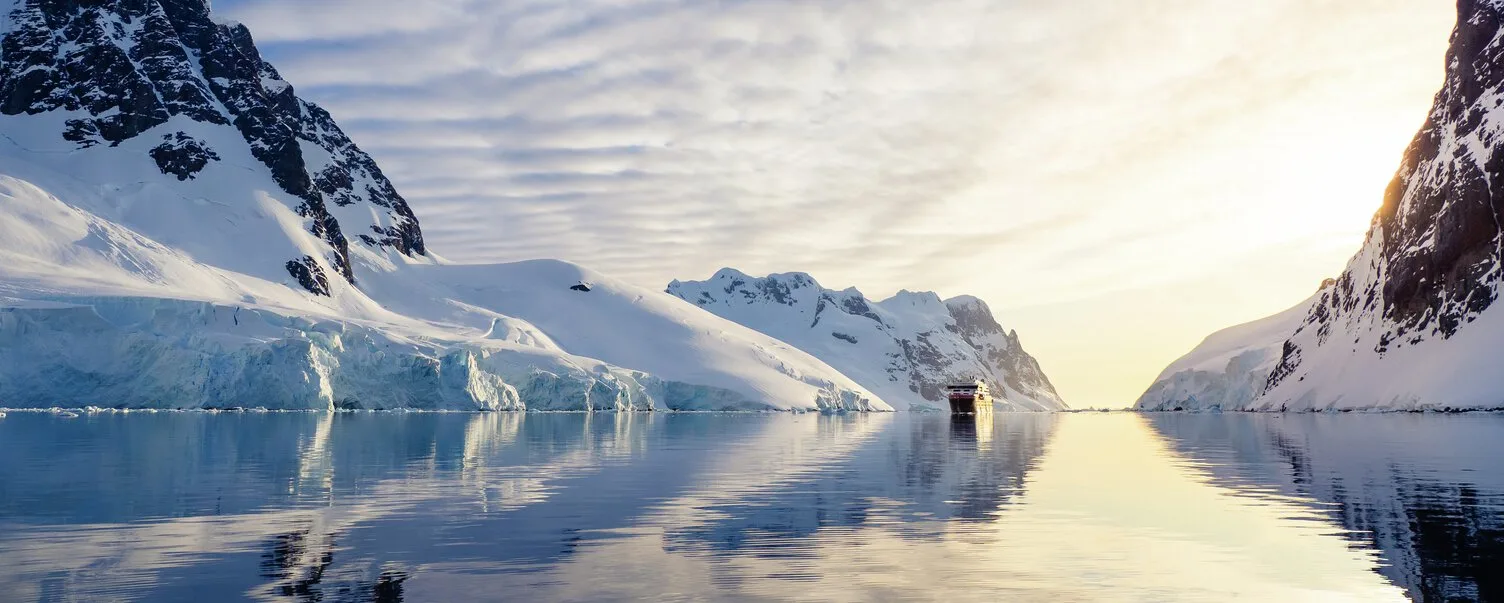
1139,0,1504,411
667,269,1066,411
0,0,882,411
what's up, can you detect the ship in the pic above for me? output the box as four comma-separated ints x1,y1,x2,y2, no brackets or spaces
944,380,992,414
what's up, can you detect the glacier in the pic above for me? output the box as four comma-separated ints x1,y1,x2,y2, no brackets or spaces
0,160,884,412
4,297,669,411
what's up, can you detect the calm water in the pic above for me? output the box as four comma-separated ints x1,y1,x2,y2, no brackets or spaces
0,411,1500,602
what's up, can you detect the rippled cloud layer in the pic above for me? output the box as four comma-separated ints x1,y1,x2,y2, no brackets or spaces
220,0,1454,405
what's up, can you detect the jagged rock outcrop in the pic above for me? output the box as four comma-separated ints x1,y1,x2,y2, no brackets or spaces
1140,0,1504,411
667,269,1067,410
148,131,218,180
284,256,331,297
0,0,425,292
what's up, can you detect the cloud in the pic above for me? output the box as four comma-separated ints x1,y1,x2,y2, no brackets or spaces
217,0,472,42
219,0,1457,405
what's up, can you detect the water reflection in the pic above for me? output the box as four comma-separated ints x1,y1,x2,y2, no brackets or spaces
1148,413,1504,602
256,526,410,603
0,411,1455,601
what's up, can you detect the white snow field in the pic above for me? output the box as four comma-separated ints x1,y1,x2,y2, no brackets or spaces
0,113,884,411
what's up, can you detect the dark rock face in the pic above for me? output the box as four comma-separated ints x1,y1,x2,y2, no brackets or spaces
0,0,427,293
751,273,809,306
285,256,331,297
1266,0,1504,393
149,132,219,180
0,0,183,143
1373,0,1504,341
837,295,882,324
295,103,426,257
62,118,103,148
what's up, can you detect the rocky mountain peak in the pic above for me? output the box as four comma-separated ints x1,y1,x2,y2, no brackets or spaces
689,267,823,307
667,270,1066,410
1142,0,1504,411
944,295,998,332
0,0,426,295
1263,0,1504,396
946,296,1022,349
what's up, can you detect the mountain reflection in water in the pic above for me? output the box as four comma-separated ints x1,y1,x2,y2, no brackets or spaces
0,411,1489,601
1148,413,1504,603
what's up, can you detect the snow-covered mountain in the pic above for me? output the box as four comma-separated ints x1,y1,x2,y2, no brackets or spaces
666,269,1066,411
1136,293,1317,412
1139,0,1504,411
0,0,884,411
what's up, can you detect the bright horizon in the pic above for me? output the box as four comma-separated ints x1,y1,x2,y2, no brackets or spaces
220,0,1458,408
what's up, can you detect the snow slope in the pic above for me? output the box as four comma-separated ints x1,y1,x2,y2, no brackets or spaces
1139,0,1504,411
0,146,882,411
0,0,884,412
667,269,1066,411
1136,293,1316,411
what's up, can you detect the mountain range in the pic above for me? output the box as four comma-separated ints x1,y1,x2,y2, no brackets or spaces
0,0,1059,412
668,269,1065,411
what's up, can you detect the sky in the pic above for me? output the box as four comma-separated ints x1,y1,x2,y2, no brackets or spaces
219,0,1457,408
